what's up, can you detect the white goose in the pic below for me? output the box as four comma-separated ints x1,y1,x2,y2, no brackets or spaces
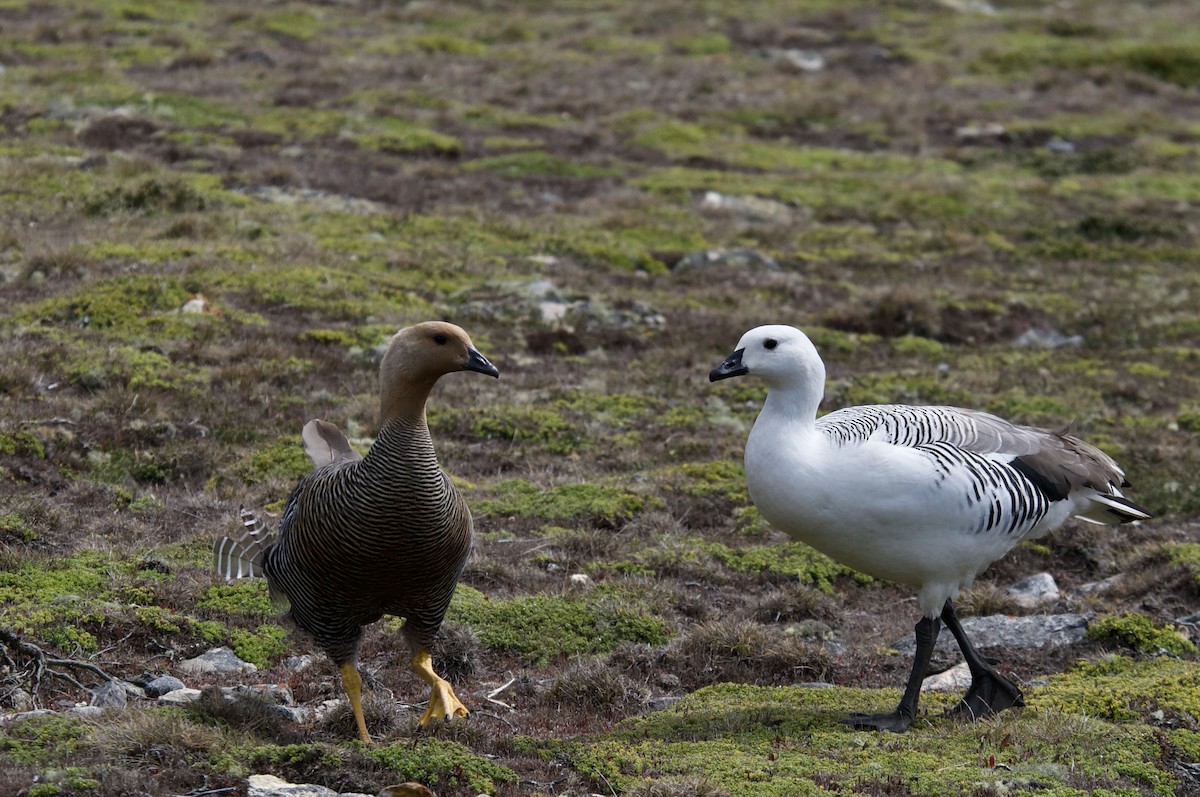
710,324,1150,732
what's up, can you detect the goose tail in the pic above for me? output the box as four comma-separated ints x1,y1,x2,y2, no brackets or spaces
213,507,275,580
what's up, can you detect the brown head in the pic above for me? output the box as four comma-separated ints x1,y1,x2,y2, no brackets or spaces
378,321,499,421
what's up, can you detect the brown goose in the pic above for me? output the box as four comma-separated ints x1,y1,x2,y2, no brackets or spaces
710,324,1150,732
214,321,499,743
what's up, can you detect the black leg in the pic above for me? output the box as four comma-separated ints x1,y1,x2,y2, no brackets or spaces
843,613,940,733
940,599,1024,720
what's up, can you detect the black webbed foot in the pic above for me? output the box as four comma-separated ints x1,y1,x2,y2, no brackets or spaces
948,669,1024,720
841,710,915,733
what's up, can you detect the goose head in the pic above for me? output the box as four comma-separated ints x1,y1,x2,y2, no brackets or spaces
710,324,826,405
380,321,499,419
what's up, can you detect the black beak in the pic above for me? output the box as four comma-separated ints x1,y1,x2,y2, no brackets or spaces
709,348,748,382
465,347,500,378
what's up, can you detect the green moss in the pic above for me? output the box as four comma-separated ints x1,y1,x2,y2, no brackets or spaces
467,406,584,454
134,606,184,634
474,480,651,526
81,176,212,217
537,671,1193,796
699,541,861,593
358,121,463,158
1177,410,1200,434
197,581,273,618
0,512,37,542
0,714,90,766
236,438,311,486
15,275,191,334
891,335,946,358
1033,656,1200,725
368,738,516,793
445,584,669,665
1086,614,1198,657
0,430,46,459
209,264,431,321
66,346,184,392
671,32,732,57
229,624,289,669
675,460,748,501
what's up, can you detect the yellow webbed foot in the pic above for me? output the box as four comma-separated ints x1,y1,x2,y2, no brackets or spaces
411,649,469,726
339,663,374,745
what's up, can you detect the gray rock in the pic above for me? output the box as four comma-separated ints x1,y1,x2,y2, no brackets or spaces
247,774,374,797
224,683,295,705
922,661,972,692
772,48,825,73
158,687,203,706
3,708,57,723
1006,572,1060,609
143,675,186,697
89,680,128,709
5,687,34,712
268,705,313,724
67,705,107,719
895,613,1090,668
700,191,796,223
284,654,318,673
455,279,665,333
178,646,257,676
1079,574,1123,595
1013,327,1083,349
674,247,780,273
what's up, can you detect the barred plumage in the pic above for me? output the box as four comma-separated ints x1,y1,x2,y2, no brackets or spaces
711,324,1150,733
213,321,499,744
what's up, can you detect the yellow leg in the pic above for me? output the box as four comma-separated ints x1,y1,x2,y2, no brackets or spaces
339,663,373,745
411,649,468,726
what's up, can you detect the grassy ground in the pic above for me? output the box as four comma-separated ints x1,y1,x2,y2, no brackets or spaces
2,1,1200,795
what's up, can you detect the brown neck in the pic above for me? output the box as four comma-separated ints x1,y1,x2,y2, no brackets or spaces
379,376,438,424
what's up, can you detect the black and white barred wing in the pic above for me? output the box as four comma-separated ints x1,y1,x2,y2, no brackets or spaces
213,507,274,581
818,404,1149,524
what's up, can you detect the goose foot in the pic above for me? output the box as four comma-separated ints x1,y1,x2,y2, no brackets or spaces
842,710,914,733
949,671,1024,721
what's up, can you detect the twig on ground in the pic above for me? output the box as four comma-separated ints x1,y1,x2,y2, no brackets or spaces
0,626,118,708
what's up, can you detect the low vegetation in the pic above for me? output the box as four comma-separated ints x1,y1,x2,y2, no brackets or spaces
1,0,1198,795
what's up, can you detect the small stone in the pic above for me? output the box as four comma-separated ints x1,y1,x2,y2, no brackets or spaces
1079,574,1123,595
143,675,186,697
3,708,57,723
1006,572,1060,609
284,654,317,673
700,191,794,224
1046,137,1076,154
269,705,313,724
178,646,257,676
224,683,295,705
67,705,106,719
895,613,1090,669
5,688,34,712
674,247,780,273
158,687,202,706
774,48,825,72
955,122,1006,140
922,661,972,692
89,680,128,709
1013,327,1083,349
247,774,342,797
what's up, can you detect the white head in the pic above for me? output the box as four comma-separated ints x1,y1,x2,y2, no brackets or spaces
710,324,827,405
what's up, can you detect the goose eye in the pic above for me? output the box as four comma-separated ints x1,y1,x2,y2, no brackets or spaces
763,339,778,350
433,333,448,345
